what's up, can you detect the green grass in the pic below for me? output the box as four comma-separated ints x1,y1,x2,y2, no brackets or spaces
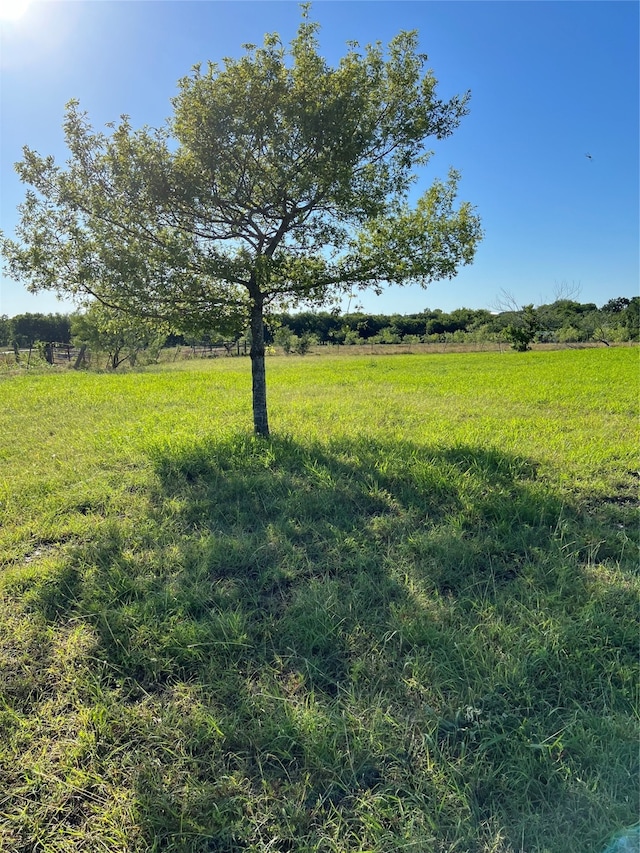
0,348,638,852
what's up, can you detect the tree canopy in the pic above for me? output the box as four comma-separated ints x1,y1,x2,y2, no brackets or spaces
1,7,482,435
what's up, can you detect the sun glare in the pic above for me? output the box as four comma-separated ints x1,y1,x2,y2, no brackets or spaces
0,0,31,20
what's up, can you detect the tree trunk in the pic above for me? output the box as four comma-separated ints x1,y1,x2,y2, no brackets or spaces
249,297,269,437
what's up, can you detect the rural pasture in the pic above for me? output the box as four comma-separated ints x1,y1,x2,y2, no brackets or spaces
0,348,637,852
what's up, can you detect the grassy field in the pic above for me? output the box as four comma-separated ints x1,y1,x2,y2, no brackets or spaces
0,347,638,852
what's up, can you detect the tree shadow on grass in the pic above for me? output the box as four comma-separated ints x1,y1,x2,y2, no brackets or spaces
15,434,640,852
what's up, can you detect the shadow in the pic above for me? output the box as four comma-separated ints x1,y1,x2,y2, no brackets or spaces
17,434,639,851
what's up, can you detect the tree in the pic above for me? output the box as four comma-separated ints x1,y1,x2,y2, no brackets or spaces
601,297,630,315
502,304,539,351
71,303,167,370
491,290,540,351
274,325,295,354
624,297,640,341
1,7,482,436
0,315,12,347
10,312,71,347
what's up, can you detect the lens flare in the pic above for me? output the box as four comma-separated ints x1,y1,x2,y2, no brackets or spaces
0,0,31,20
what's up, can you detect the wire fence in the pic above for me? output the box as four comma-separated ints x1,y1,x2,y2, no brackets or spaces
0,339,249,370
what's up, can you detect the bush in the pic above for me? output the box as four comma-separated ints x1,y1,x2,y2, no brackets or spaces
504,305,539,351
294,332,316,355
274,328,317,354
558,325,585,343
372,327,402,345
274,326,294,354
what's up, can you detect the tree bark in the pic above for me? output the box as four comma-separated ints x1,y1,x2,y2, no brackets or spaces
249,296,269,437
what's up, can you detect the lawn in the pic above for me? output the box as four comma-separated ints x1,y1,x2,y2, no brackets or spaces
0,347,637,852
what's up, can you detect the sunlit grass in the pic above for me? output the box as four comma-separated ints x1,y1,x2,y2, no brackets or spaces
0,347,637,851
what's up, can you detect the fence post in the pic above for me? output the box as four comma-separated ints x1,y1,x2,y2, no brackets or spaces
73,345,87,369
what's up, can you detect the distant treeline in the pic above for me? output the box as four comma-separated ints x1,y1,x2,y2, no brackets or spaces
0,313,73,347
1,297,638,350
269,298,639,346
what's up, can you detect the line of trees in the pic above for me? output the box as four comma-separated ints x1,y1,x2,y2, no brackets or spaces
271,297,639,348
2,296,637,356
0,312,72,348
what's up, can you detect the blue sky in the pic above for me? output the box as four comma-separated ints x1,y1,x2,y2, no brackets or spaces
1,0,638,318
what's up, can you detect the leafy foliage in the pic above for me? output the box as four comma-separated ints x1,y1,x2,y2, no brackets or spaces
71,303,167,369
1,9,481,433
503,304,539,351
3,312,71,347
